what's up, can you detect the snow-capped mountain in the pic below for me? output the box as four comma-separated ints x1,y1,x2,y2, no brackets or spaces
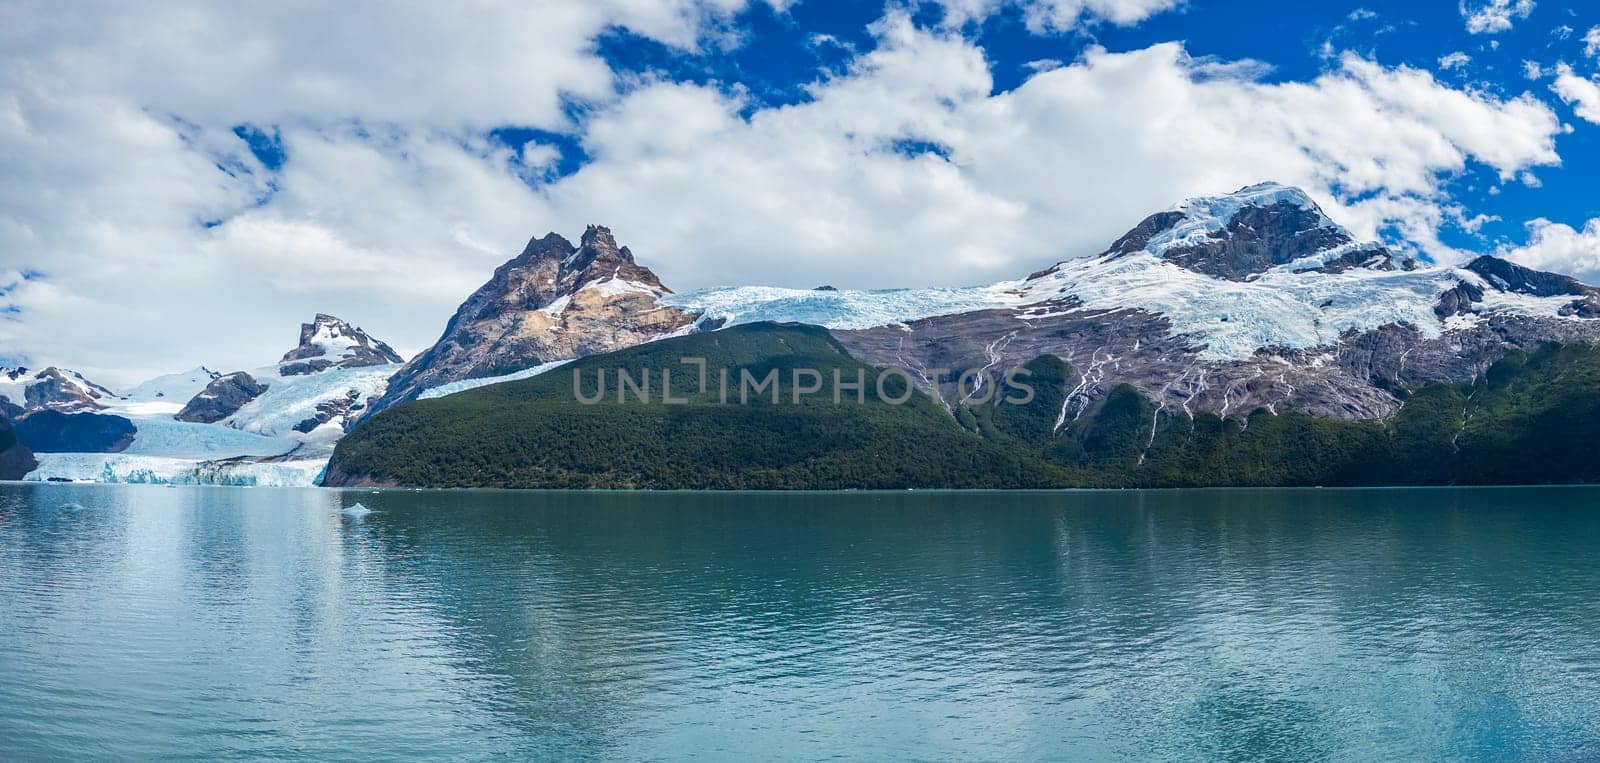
122,366,223,404
21,182,1600,486
671,182,1600,420
0,366,118,414
19,314,402,486
279,314,403,375
365,224,700,416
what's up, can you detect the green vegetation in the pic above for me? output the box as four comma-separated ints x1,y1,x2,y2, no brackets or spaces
327,324,1078,489
327,325,1600,489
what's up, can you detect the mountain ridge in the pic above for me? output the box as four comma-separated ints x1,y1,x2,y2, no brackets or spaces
364,224,701,417
19,181,1600,487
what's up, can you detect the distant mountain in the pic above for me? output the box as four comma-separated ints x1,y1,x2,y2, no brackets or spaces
122,366,222,403
20,314,404,486
175,372,268,423
278,314,403,376
0,366,117,414
27,183,1600,488
667,181,1600,422
364,225,701,416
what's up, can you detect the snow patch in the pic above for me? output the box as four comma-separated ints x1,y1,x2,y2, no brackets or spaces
666,284,1025,331
416,359,571,400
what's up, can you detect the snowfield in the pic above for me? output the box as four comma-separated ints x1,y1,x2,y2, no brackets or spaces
416,360,571,400
226,363,400,442
665,284,1028,331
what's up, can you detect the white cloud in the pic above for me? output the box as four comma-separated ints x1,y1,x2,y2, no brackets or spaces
1553,64,1600,124
1524,60,1546,79
1499,218,1600,282
537,27,1561,294
1461,0,1535,35
0,3,1576,384
934,0,1184,32
1586,26,1600,58
1439,52,1472,70
0,0,780,383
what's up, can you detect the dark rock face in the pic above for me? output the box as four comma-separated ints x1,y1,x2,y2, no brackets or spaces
835,303,1600,426
176,372,268,423
23,367,113,412
1103,210,1186,258
0,395,22,420
293,388,364,433
366,225,699,416
1296,245,1414,275
0,414,37,479
1434,281,1486,319
1464,255,1600,318
13,410,136,453
1465,255,1597,298
278,314,403,376
1158,202,1356,281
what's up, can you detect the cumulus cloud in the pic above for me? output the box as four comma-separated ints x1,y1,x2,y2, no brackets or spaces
1586,26,1600,58
538,23,1561,292
0,2,1576,384
1460,0,1535,35
1553,64,1600,124
1500,218,1600,282
1439,52,1472,70
0,0,780,382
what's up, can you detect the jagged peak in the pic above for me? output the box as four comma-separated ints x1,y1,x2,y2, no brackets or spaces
580,224,617,249
279,313,403,374
510,225,639,278
518,231,575,260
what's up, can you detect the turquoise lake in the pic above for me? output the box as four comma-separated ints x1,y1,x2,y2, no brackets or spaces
1,483,1598,760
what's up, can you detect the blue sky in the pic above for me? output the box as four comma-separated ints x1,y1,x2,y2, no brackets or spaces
3,0,1600,382
581,0,1600,249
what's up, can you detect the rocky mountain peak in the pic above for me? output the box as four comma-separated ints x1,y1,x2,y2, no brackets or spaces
1090,182,1409,281
0,366,115,414
176,371,268,423
364,225,699,416
279,314,403,376
1460,255,1600,318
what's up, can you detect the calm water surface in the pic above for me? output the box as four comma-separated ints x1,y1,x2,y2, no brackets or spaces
1,483,1598,760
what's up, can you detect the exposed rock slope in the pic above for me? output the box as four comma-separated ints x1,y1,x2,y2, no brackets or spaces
176,372,267,423
0,366,116,414
829,183,1600,421
279,314,403,375
366,225,700,415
